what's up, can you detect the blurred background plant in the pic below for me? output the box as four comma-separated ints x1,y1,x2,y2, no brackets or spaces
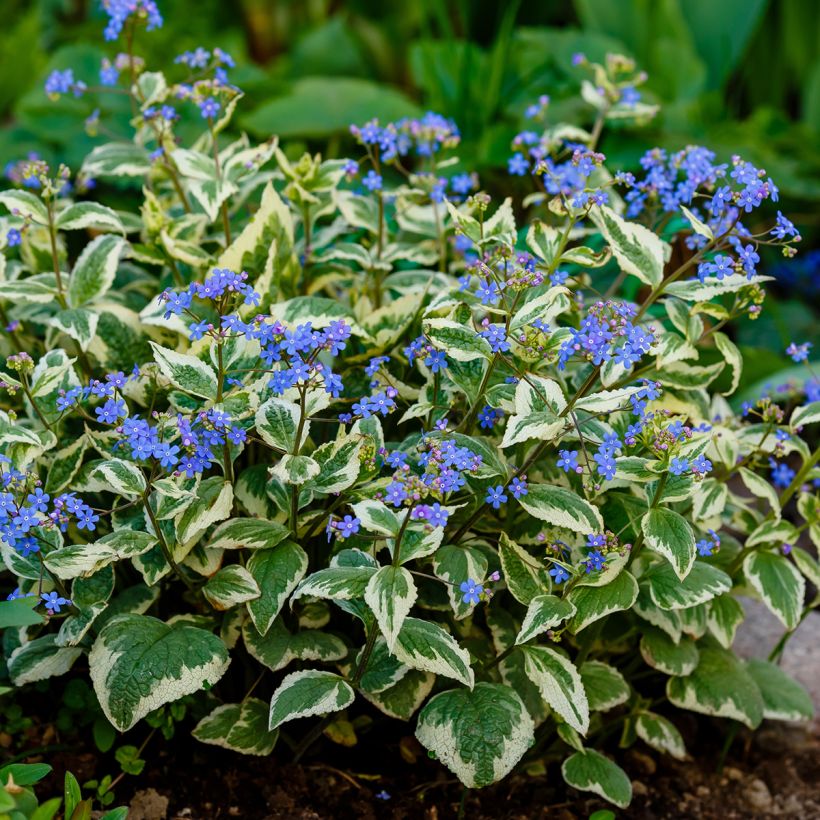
1,0,817,387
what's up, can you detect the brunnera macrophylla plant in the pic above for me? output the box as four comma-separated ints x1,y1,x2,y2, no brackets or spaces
0,7,818,809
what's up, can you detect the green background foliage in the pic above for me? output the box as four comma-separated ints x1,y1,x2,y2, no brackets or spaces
0,0,816,383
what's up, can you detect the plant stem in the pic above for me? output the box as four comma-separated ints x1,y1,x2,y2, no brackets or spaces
142,493,194,590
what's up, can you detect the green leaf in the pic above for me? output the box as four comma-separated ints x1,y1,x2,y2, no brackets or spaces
567,571,639,633
791,401,820,429
246,541,308,635
645,560,731,610
714,332,742,395
268,670,354,730
45,531,157,580
498,533,550,605
89,458,146,498
304,434,362,494
518,485,604,535
680,205,714,240
792,546,820,587
174,478,233,551
516,594,576,645
57,566,116,646
291,565,377,603
244,618,346,673
520,645,589,733
635,712,686,760
415,683,534,788
254,396,301,452
422,317,492,362
150,342,218,400
350,499,401,536
364,566,417,650
0,189,48,224
270,454,320,485
562,748,632,809
81,143,152,177
745,659,814,722
641,507,696,580
739,467,781,520
202,565,260,610
500,376,566,448
433,544,488,619
49,307,98,352
393,617,474,687
707,594,745,648
580,661,630,712
640,627,699,676
356,637,408,694
0,596,44,628
56,202,124,233
67,234,126,307
89,615,230,731
243,77,421,138
591,204,667,288
743,551,805,630
362,669,434,721
667,647,764,729
574,386,643,414
0,762,52,786
193,699,278,756
8,634,82,685
207,517,291,551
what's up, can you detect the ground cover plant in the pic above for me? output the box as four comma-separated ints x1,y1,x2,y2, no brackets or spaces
0,3,818,814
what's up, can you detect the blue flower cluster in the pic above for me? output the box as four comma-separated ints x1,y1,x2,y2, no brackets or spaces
351,112,460,161
378,438,483,509
509,140,609,208
0,461,99,560
557,301,655,370
102,0,163,42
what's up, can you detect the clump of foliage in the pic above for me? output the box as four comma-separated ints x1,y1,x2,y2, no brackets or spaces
0,4,817,809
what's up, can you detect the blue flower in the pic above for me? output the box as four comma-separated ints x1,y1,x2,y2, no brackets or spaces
549,565,570,584
786,342,811,363
41,591,70,613
478,406,501,429
6,228,21,247
510,476,528,499
669,457,689,476
485,485,508,509
335,515,361,539
479,324,510,354
690,455,712,476
198,98,221,119
593,448,617,480
424,350,448,373
459,578,483,605
557,450,580,473
362,170,383,192
584,550,606,573
769,458,795,489
508,153,529,175
384,481,408,507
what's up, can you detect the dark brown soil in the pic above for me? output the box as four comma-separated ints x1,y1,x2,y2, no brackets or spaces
29,715,818,820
